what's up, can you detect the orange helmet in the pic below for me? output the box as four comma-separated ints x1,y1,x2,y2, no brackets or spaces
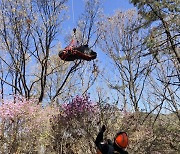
114,132,128,149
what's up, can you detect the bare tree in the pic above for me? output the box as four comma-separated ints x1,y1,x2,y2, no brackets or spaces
144,60,180,124
128,0,180,121
0,0,102,105
98,9,149,112
0,0,77,104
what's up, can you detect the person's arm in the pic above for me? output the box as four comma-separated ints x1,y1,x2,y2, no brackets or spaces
95,125,110,153
95,125,106,147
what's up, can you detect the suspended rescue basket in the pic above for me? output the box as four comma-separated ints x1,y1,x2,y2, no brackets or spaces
58,29,97,61
59,42,97,61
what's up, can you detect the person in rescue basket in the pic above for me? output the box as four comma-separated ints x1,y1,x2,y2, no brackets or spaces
95,125,128,154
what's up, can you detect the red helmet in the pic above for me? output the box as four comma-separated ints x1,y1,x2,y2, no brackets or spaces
114,132,128,149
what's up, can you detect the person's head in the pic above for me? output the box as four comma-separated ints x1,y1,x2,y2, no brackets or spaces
114,132,128,150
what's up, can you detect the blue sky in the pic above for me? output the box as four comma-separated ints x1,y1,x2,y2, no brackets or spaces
69,0,134,18
62,0,134,37
102,0,134,13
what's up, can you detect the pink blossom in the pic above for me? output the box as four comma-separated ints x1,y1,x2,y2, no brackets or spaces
0,95,38,121
62,95,98,119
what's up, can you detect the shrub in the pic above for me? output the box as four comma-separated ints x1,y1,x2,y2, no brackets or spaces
0,95,57,153
51,95,99,153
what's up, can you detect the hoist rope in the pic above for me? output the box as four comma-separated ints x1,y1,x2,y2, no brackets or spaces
72,0,75,24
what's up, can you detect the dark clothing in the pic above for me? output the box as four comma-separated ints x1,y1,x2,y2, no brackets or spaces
95,128,128,154
59,45,97,61
74,45,95,55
